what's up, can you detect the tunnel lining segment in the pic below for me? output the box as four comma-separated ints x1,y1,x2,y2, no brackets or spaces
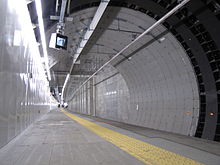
66,0,191,101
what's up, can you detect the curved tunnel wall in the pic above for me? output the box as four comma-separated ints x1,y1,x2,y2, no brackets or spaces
68,7,200,136
0,0,53,148
62,0,220,141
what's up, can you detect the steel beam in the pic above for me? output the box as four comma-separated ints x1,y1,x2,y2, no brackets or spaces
61,0,110,101
59,0,68,25
69,0,111,72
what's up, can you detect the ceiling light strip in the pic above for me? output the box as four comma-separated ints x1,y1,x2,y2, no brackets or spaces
69,0,110,72
67,0,191,101
61,0,110,101
35,0,51,81
61,73,70,102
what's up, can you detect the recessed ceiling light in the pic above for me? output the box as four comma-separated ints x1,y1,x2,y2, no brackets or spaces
159,37,165,42
35,0,51,81
210,112,214,116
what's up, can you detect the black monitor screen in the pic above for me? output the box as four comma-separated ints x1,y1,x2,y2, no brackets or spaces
55,33,68,50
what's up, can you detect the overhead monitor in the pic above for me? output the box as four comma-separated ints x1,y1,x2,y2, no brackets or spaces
55,33,68,50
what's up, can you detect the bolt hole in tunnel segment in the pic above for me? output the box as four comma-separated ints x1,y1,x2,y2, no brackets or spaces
61,109,203,165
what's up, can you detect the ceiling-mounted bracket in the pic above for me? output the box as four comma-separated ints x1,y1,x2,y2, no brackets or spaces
50,0,72,34
50,16,73,22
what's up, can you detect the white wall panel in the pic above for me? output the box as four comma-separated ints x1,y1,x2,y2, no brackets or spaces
0,0,53,148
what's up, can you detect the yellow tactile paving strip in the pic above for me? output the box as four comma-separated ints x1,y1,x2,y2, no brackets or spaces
61,109,203,165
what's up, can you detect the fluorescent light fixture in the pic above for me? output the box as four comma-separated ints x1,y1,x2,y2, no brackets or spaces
49,33,57,49
32,23,37,29
64,102,68,107
61,73,70,101
36,42,41,46
159,37,165,43
71,0,110,64
35,0,51,81
61,0,110,100
26,0,34,5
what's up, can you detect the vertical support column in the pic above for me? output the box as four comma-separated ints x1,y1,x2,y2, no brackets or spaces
89,78,94,116
81,87,83,113
82,86,84,114
87,81,91,115
92,77,96,116
85,84,88,114
76,92,78,112
80,87,82,113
